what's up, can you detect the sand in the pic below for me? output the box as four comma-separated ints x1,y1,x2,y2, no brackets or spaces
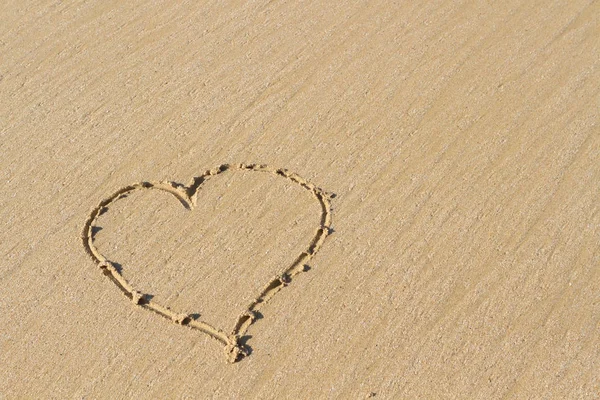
1,1,599,398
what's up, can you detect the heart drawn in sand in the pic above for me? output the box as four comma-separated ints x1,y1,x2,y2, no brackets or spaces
82,163,333,363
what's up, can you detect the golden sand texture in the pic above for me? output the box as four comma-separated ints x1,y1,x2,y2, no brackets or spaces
1,1,599,398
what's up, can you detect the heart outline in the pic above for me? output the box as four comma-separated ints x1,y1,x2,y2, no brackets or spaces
82,163,333,362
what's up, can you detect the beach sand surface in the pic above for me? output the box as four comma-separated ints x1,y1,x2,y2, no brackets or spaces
1,1,599,398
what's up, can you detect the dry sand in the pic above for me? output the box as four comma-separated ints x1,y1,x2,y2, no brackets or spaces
1,1,599,398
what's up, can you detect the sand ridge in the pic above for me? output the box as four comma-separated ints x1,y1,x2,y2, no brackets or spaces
81,163,333,363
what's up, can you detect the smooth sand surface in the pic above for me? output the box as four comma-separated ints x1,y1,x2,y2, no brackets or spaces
1,1,599,398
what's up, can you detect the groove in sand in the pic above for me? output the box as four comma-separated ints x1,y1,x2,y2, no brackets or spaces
82,163,334,363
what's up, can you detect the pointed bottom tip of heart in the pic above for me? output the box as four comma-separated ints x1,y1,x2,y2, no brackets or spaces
224,342,249,364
